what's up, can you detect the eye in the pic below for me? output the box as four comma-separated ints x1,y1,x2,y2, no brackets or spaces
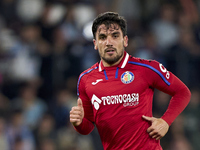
100,36,105,39
113,34,119,38
99,35,106,40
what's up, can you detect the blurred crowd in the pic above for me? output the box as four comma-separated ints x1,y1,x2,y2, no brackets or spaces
0,0,200,150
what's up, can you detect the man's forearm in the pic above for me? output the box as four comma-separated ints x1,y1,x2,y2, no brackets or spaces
74,117,95,135
161,86,191,125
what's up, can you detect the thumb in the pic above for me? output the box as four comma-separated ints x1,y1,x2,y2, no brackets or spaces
77,98,83,107
142,115,155,122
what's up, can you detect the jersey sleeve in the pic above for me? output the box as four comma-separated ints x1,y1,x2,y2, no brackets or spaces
74,73,95,135
144,60,191,125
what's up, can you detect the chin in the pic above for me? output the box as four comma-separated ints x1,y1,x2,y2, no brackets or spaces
104,58,119,65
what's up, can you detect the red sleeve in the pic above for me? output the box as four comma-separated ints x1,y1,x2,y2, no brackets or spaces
74,118,94,135
145,60,191,125
160,75,191,125
74,73,95,134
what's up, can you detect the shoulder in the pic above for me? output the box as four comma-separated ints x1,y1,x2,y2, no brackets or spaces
128,56,162,69
77,63,99,96
79,63,99,78
78,63,99,83
128,56,170,85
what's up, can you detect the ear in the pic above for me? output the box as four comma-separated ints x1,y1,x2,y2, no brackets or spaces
93,39,98,50
123,36,128,47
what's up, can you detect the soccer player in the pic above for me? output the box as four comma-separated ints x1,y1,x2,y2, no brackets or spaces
70,12,191,150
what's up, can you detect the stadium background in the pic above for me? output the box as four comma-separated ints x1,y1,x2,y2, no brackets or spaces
0,0,199,149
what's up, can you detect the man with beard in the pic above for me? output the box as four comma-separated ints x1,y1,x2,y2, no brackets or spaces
70,12,191,150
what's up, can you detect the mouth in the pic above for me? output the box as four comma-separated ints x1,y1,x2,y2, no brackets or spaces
105,48,116,55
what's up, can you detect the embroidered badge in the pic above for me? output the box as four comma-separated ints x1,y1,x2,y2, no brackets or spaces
121,71,134,84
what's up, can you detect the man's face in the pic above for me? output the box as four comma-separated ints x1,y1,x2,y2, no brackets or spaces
93,24,128,66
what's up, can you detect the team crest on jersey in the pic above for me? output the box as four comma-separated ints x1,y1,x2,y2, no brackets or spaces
121,71,134,84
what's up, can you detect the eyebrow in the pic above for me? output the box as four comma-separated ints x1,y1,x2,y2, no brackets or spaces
98,31,120,37
98,33,106,37
112,31,120,35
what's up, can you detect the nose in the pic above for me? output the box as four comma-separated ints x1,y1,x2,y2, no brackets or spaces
106,36,113,46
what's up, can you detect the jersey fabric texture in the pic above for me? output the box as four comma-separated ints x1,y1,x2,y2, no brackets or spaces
75,51,191,150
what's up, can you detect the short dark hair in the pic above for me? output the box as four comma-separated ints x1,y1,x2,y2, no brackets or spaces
92,12,127,39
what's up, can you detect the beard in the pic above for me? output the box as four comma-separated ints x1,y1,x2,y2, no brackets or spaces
100,49,124,65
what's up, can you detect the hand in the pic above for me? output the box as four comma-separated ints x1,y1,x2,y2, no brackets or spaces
70,98,84,126
142,115,169,140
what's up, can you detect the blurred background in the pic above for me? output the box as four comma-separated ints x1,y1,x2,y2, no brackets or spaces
0,0,199,150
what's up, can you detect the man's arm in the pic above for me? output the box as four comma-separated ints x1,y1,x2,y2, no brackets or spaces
142,60,191,140
70,72,95,135
155,72,191,125
70,98,95,135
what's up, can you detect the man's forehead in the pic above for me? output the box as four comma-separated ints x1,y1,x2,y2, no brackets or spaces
97,24,121,34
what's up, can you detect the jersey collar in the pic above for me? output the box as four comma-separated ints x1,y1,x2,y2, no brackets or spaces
98,51,129,72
